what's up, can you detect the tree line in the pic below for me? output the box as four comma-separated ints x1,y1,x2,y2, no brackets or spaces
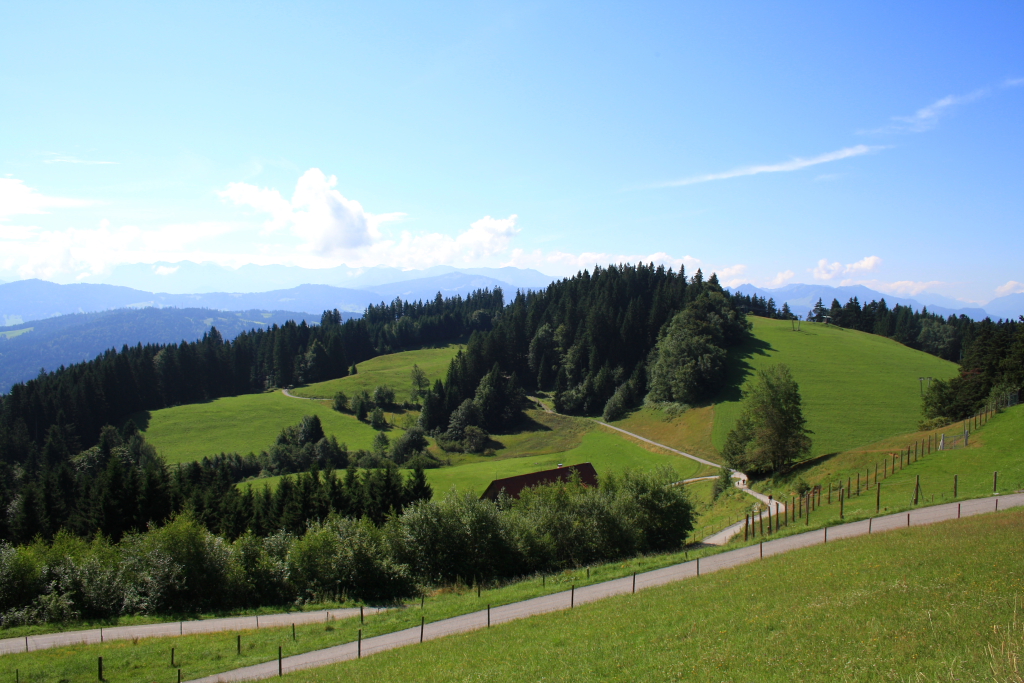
0,419,434,546
0,288,504,466
415,264,751,447
0,468,692,624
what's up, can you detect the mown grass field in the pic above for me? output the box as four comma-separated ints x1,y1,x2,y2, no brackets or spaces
712,316,961,457
290,344,462,400
139,391,387,464
273,507,1024,683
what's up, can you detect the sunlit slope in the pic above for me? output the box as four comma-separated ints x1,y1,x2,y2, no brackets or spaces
139,391,386,464
712,317,960,457
291,344,461,399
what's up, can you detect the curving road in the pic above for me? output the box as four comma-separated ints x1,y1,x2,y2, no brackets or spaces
186,493,1024,683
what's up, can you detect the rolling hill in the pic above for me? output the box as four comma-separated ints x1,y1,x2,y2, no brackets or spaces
711,316,961,457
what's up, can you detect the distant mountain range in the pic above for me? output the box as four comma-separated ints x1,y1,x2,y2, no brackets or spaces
728,282,1023,320
0,270,542,326
0,307,321,393
71,261,556,295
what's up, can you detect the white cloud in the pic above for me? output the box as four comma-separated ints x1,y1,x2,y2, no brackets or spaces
845,255,882,274
812,255,882,280
1002,78,1024,88
658,145,882,187
0,178,97,218
154,265,179,276
770,270,795,287
812,259,843,280
220,168,399,254
995,281,1024,296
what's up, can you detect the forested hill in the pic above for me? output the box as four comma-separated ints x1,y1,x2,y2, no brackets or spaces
0,307,328,393
0,288,503,461
417,264,751,438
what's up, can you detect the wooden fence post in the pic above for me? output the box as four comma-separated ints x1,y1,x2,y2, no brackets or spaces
994,471,998,493
913,475,920,505
876,482,881,513
954,474,958,498
420,616,424,643
839,488,844,519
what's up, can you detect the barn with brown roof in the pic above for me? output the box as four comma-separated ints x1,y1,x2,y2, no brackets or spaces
479,462,599,501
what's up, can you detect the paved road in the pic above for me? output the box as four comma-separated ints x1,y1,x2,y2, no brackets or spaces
185,492,1024,683
0,608,369,656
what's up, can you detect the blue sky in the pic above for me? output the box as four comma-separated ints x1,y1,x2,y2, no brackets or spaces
1,1,1021,303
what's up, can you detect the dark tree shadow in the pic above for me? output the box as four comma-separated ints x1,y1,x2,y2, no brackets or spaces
713,334,774,404
124,410,151,431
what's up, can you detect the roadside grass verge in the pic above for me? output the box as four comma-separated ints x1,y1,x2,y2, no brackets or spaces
686,480,762,543
282,508,1024,683
140,391,390,465
290,345,462,400
712,316,960,457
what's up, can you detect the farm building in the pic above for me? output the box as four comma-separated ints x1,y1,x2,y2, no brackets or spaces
479,462,599,501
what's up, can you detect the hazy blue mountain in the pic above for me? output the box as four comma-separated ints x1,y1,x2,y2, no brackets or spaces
731,282,989,320
0,307,320,393
364,272,517,303
76,261,555,294
0,272,529,325
983,293,1024,321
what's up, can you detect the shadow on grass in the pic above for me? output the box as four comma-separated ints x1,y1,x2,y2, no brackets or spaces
714,334,774,404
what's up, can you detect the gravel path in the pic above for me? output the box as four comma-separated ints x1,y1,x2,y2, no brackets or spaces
184,492,1023,682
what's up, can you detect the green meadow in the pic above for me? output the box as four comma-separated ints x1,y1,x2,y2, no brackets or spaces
291,344,462,400
138,391,388,464
712,316,960,457
758,403,1024,517
278,507,1024,683
422,427,717,495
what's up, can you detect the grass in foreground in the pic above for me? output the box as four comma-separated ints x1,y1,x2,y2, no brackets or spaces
139,391,389,464
291,344,462,400
283,508,1024,683
713,316,960,458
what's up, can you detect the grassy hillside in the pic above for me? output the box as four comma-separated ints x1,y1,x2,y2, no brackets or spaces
712,316,960,457
139,391,389,464
279,507,1023,683
757,403,1024,516
423,426,716,495
291,344,462,400
609,404,720,463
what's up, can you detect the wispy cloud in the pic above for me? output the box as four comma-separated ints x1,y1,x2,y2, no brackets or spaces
845,279,944,297
0,178,98,218
862,81,1023,134
657,145,881,187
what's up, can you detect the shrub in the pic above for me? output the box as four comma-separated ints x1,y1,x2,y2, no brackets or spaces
332,392,349,412
370,407,388,430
